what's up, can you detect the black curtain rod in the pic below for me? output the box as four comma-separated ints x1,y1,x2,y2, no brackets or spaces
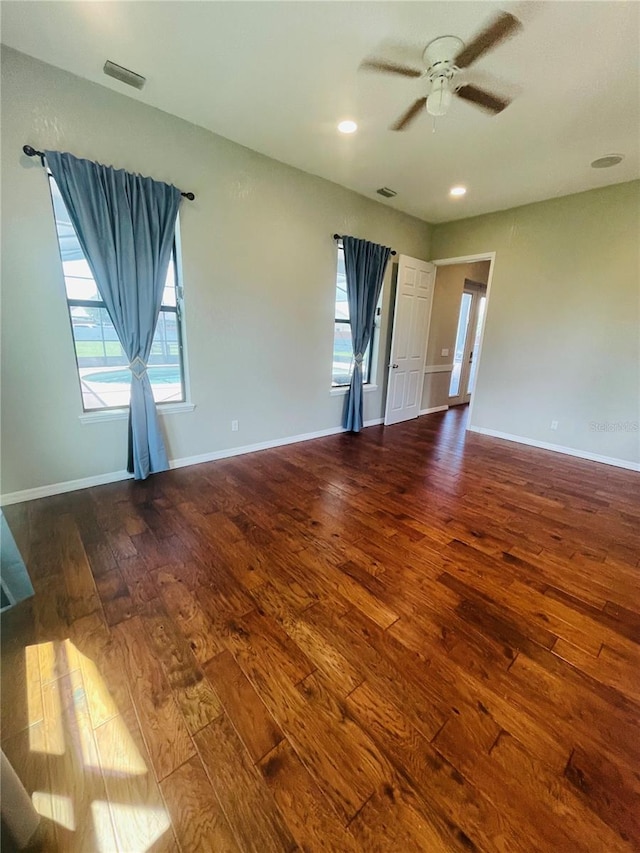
333,233,396,256
22,145,195,200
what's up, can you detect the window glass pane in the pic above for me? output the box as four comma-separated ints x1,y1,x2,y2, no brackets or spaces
50,176,176,307
64,258,102,301
332,323,354,386
449,292,472,397
466,295,486,395
50,176,185,411
72,307,183,410
162,259,177,307
335,251,349,321
332,323,371,387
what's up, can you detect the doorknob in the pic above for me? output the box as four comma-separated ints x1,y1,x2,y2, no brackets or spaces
390,363,399,369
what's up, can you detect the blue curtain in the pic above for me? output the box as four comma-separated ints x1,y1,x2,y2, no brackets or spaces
342,236,392,432
46,151,181,480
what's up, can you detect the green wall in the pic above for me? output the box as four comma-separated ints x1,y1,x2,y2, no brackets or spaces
432,181,640,466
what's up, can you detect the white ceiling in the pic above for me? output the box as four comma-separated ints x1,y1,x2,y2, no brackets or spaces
2,1,639,223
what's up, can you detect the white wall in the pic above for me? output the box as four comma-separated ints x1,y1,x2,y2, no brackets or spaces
0,48,432,497
431,182,640,466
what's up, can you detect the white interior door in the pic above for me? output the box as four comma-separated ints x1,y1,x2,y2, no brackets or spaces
384,255,435,426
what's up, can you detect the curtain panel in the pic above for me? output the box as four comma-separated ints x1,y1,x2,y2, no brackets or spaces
46,150,181,480
342,236,392,432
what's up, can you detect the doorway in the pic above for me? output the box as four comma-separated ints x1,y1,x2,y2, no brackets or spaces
448,280,487,406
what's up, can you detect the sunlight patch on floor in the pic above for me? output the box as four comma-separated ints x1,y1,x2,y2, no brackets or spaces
32,791,75,831
92,800,171,853
23,640,169,851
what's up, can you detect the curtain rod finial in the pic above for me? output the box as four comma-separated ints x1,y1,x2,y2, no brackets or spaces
23,145,45,166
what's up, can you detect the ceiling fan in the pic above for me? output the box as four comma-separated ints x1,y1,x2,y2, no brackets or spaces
360,11,523,130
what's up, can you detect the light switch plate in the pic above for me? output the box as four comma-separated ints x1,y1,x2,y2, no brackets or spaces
441,348,449,357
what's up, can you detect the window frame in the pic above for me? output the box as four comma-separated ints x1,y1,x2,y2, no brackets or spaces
47,174,188,414
331,245,378,389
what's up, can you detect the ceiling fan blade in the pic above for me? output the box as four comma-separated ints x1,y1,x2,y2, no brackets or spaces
390,98,427,131
360,59,422,78
455,84,510,114
454,12,522,69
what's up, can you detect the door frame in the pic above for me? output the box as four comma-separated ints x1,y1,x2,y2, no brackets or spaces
430,252,496,430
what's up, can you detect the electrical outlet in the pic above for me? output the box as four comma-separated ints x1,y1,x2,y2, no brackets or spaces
231,419,239,432
550,420,559,431
441,348,449,357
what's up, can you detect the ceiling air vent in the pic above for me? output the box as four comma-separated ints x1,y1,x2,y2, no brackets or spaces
103,60,146,90
377,187,397,198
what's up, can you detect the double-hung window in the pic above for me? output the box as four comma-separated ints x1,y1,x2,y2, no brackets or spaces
331,246,379,387
48,176,187,412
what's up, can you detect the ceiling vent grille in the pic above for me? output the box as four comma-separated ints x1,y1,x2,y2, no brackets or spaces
103,60,146,90
376,187,397,198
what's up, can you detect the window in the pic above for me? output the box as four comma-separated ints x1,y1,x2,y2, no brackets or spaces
331,247,377,387
49,177,186,412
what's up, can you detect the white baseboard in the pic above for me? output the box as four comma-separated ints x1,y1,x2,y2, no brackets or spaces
0,417,386,506
467,425,640,472
419,406,449,416
0,469,133,506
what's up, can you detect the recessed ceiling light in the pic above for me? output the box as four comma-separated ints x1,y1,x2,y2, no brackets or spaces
591,154,624,169
337,120,358,134
449,186,467,197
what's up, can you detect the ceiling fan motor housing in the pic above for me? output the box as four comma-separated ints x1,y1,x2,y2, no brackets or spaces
423,36,463,115
423,35,464,82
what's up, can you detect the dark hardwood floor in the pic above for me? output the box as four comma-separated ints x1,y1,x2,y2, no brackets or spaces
2,407,639,852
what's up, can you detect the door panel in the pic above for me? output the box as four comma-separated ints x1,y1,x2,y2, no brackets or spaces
391,372,406,412
406,369,420,408
384,256,435,426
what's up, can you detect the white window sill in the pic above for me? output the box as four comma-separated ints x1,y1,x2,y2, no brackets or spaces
330,384,378,397
79,402,195,424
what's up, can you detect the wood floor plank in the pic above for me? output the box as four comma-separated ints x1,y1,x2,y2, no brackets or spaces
114,616,195,781
204,649,283,762
96,567,134,626
140,597,222,735
259,739,360,852
225,610,389,822
94,705,178,852
347,783,453,853
161,755,241,852
194,714,298,853
565,744,640,846
345,679,534,852
155,568,226,665
487,732,634,853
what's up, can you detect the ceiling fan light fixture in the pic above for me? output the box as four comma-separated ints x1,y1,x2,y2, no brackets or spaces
426,77,452,117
